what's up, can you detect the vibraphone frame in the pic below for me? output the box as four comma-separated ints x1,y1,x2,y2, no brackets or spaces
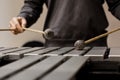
0,47,120,80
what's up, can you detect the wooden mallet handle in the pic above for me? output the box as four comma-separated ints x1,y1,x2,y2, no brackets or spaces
0,29,14,31
0,27,54,39
23,27,45,34
85,27,120,44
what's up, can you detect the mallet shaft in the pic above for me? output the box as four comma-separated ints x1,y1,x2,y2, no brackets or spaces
23,27,45,34
85,27,120,44
0,29,14,31
0,28,54,39
0,28,45,34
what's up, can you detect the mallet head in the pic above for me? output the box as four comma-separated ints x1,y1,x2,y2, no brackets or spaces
74,40,85,50
44,29,54,39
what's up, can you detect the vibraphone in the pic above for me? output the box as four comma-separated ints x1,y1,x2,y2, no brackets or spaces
0,47,120,80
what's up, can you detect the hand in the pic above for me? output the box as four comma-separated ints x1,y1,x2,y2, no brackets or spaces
9,17,27,35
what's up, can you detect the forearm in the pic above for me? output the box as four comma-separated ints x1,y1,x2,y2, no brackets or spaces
106,0,120,20
18,0,44,27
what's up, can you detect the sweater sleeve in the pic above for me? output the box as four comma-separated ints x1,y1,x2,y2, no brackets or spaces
18,0,45,27
106,0,120,20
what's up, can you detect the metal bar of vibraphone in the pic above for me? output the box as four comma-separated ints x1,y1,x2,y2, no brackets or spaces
24,47,60,56
0,47,30,54
6,56,67,80
0,55,46,80
43,47,74,56
3,56,89,80
0,47,25,55
84,47,108,61
63,47,91,56
0,47,19,60
41,56,89,80
5,47,44,60
0,47,18,52
108,47,120,61
1,47,70,60
0,47,31,60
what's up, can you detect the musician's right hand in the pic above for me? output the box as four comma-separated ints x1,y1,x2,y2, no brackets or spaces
9,17,27,35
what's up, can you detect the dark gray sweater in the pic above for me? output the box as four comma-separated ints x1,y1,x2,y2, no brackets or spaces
18,0,120,46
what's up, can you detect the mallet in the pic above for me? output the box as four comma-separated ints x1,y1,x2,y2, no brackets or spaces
0,28,54,39
74,27,120,50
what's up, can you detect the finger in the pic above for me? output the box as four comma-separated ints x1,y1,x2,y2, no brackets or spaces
18,17,27,27
17,17,27,31
10,17,24,33
9,20,18,34
12,17,24,33
9,25,14,34
9,20,22,34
